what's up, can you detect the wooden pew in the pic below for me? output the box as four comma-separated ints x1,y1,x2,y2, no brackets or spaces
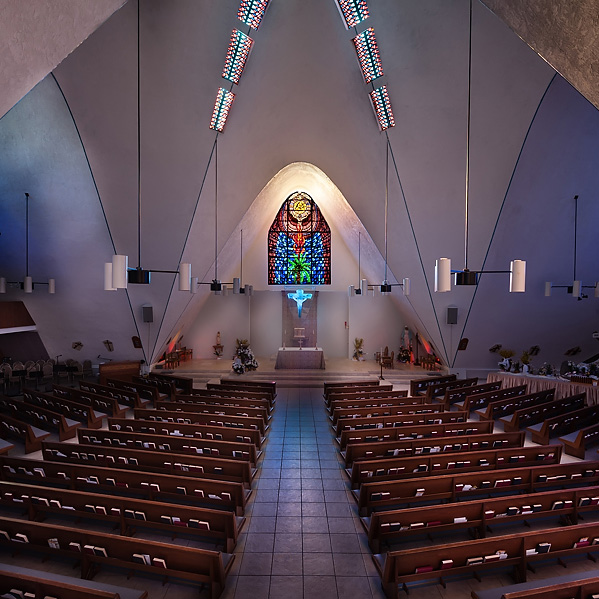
347,444,561,490
149,405,268,435
77,427,260,466
354,460,599,517
208,382,276,404
157,398,269,423
325,386,396,408
500,576,599,599
0,395,80,441
0,455,250,516
0,414,50,453
53,384,128,418
337,412,471,451
324,379,380,397
333,403,446,432
347,431,526,488
476,388,555,421
424,377,478,402
175,391,272,413
221,378,276,395
365,484,599,552
106,378,164,403
0,568,129,599
23,388,104,429
149,372,194,394
528,404,599,445
111,416,263,448
464,385,528,414
560,423,599,459
0,479,244,553
343,420,495,467
500,392,586,433
409,374,456,396
336,411,466,444
0,439,13,455
0,515,234,599
373,522,599,599
329,394,423,417
80,380,147,410
132,375,176,400
439,381,502,410
42,440,255,488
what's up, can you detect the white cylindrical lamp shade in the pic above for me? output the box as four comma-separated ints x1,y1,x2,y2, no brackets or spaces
233,278,241,294
190,277,199,294
360,279,367,295
48,278,56,294
24,276,33,293
544,282,552,297
435,258,451,292
509,260,526,293
179,263,191,291
104,263,116,291
572,280,581,298
0,278,5,294
348,285,355,297
402,277,410,296
111,255,128,289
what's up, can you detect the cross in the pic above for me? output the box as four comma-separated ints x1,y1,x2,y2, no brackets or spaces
288,289,312,318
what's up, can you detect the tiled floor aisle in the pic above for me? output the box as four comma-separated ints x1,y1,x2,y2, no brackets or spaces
224,386,385,599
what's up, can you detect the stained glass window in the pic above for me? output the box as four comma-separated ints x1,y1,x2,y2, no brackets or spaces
268,192,331,285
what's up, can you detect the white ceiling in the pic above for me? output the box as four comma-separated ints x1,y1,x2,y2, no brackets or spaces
1,0,598,369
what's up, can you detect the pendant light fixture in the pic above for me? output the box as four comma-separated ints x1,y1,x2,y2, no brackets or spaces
105,0,190,292
0,193,56,294
545,195,599,300
434,0,525,293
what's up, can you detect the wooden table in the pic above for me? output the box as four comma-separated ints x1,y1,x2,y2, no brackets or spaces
487,371,599,405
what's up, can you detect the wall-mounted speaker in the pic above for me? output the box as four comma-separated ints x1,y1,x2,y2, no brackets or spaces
447,307,458,325
142,305,153,323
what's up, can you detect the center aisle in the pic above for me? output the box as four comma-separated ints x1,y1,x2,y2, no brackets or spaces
225,385,384,599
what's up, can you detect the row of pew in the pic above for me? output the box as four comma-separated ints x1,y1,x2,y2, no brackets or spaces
325,375,599,598
0,373,276,598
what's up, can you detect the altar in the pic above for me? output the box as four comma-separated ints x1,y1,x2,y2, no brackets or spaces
275,347,325,369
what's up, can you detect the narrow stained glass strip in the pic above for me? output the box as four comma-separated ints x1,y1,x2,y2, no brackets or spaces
238,0,270,30
222,29,254,84
352,28,383,83
369,85,395,131
335,0,369,30
209,87,235,133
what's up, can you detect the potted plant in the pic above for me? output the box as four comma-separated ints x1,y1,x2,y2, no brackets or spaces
520,350,531,374
232,339,259,374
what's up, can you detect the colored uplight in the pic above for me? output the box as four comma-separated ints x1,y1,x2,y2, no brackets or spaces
335,0,369,30
352,28,383,83
222,29,254,84
238,0,270,30
369,85,395,131
209,88,235,133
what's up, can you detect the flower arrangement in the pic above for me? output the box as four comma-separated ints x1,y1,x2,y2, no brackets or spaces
498,348,515,371
398,346,411,363
537,362,554,377
352,338,364,361
232,339,259,374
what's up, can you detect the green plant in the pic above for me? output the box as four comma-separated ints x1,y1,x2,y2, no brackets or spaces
520,351,530,365
353,338,364,361
498,348,515,359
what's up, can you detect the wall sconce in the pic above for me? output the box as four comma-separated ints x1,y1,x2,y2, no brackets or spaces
72,342,83,351
103,340,114,352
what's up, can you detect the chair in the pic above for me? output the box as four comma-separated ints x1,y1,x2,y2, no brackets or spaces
25,364,43,390
82,359,93,378
381,350,394,369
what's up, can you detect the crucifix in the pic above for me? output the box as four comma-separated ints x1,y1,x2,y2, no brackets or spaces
288,289,312,318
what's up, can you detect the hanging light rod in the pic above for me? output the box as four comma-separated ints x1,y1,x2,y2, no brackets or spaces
104,0,191,293
434,1,525,294
0,193,56,294
545,195,598,300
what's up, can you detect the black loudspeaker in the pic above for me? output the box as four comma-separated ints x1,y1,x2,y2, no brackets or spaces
142,305,153,323
447,307,458,325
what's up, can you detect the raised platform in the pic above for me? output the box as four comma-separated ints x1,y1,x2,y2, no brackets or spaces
275,347,325,369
